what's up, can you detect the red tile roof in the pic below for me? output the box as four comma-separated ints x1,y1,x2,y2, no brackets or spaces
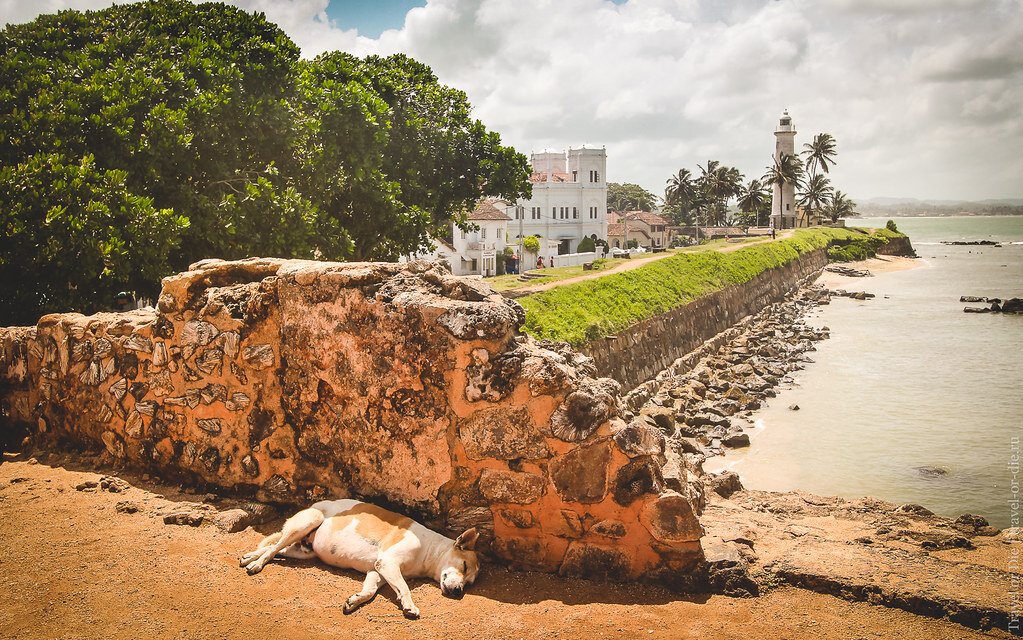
624,210,668,225
607,223,624,236
467,200,511,221
529,172,574,183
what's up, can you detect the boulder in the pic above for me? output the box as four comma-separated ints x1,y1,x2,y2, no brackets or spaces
704,471,744,498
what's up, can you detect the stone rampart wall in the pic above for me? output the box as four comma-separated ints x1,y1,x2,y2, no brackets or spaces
0,258,704,583
579,248,829,391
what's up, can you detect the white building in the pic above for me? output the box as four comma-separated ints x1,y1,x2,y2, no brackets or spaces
770,110,798,230
498,146,608,258
431,200,511,276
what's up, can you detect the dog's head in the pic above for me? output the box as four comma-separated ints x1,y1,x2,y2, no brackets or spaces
438,528,480,599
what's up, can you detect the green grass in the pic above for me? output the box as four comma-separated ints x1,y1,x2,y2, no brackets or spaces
517,227,890,345
483,257,632,291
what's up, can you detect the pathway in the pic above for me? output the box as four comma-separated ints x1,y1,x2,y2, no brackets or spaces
509,230,794,296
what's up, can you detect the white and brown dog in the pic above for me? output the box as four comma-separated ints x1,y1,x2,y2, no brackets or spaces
239,499,480,618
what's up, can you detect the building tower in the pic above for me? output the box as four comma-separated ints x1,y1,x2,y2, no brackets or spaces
770,110,797,230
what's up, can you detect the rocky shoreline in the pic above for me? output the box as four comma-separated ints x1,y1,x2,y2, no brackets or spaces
623,283,844,462
961,295,1023,314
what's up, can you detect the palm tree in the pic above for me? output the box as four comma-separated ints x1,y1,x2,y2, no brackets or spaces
763,152,804,229
698,161,744,226
664,168,698,226
802,133,837,181
737,178,770,227
798,174,834,224
822,190,858,223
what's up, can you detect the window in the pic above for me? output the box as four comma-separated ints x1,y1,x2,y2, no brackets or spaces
481,228,487,239
572,207,578,219
786,203,791,211
471,259,477,271
552,207,556,219
461,230,466,240
572,170,578,181
532,207,540,220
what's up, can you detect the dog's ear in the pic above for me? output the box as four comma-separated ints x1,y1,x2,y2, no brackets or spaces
454,528,479,551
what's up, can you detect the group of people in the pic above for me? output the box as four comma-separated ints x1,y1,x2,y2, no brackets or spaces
535,256,554,269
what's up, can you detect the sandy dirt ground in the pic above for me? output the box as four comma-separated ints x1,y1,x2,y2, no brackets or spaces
0,454,1009,640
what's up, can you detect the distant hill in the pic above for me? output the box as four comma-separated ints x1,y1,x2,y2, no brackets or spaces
856,198,1023,217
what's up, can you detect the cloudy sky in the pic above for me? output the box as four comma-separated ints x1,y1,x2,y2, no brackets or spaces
3,0,1022,201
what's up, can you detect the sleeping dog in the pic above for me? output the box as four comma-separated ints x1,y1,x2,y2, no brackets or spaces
239,499,480,618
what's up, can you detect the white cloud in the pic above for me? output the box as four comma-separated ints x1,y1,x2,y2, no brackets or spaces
2,0,1022,200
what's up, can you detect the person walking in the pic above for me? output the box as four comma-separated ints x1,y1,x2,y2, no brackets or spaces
549,256,554,268
536,256,544,269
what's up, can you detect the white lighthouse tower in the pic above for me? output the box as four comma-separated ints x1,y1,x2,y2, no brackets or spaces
770,110,797,230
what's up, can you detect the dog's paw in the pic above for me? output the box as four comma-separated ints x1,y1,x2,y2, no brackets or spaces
245,562,264,575
402,605,420,620
342,598,359,615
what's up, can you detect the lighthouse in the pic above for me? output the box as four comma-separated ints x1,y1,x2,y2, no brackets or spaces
770,110,797,230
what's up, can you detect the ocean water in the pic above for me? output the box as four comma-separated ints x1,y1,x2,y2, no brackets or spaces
707,216,1023,527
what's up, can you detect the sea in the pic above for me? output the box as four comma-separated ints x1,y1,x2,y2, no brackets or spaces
706,216,1023,528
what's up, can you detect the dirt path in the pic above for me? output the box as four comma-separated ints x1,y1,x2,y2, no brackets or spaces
0,455,1006,640
514,231,795,295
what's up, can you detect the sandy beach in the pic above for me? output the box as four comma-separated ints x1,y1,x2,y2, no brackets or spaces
815,255,926,289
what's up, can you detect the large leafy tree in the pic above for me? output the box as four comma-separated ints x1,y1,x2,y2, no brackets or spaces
0,0,308,270
0,1,531,322
299,53,531,260
608,182,656,212
0,154,188,323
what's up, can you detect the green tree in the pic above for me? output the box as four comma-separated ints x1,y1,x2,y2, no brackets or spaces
663,168,700,226
0,0,309,270
763,153,805,228
577,236,596,253
737,178,771,227
802,133,838,181
821,190,858,223
0,1,532,322
608,182,656,212
697,161,744,226
298,53,531,261
0,154,188,323
798,174,835,225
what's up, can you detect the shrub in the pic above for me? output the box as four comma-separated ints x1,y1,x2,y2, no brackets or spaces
577,237,596,253
886,219,899,232
523,236,540,253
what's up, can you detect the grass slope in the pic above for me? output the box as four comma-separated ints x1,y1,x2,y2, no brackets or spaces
518,227,896,346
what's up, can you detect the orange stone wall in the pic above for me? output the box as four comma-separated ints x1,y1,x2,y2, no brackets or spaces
0,258,704,583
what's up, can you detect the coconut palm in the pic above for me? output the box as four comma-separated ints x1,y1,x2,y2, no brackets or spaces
663,168,699,225
802,133,837,181
737,178,771,227
798,174,834,224
822,190,858,223
698,161,744,226
763,152,804,229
